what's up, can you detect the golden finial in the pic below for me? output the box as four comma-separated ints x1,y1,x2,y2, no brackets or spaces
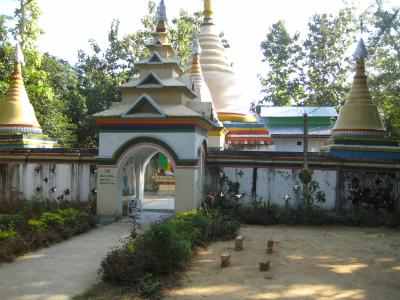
204,0,213,19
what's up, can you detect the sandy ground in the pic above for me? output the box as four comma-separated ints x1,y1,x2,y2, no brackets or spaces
165,226,400,300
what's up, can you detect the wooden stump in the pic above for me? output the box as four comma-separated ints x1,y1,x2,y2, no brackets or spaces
235,235,244,251
221,253,231,268
259,261,271,272
267,240,274,254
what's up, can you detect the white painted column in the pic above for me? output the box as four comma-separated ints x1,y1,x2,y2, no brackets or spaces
134,163,145,210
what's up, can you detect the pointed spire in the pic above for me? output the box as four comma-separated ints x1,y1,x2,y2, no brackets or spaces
190,35,215,107
204,0,213,20
155,0,167,33
192,36,201,56
191,36,202,75
353,38,368,61
0,43,42,134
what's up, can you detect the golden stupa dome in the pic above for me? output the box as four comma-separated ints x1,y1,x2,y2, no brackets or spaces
0,45,42,134
333,39,385,137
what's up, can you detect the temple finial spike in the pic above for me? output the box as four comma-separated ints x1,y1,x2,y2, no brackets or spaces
353,38,368,61
156,0,167,24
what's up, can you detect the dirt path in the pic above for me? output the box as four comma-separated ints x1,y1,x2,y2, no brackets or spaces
166,226,400,300
0,220,132,300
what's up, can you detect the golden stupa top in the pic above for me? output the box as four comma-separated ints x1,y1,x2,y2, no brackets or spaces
0,44,42,134
333,39,385,136
204,0,213,19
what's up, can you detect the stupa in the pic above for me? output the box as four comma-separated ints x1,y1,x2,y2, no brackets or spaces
198,0,272,150
324,39,400,160
0,44,56,148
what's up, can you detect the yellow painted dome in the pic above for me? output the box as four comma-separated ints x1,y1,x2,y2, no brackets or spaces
333,57,384,137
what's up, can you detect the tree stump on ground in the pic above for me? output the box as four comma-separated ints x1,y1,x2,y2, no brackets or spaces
267,240,274,254
259,261,271,272
235,235,244,251
221,253,231,268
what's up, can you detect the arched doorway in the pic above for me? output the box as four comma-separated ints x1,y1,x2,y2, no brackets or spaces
97,136,206,222
117,142,176,215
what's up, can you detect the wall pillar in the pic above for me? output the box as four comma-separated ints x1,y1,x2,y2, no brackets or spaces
175,166,201,212
97,166,121,223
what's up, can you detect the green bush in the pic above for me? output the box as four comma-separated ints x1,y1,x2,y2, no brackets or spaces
28,219,48,232
100,209,240,295
40,212,65,227
169,211,210,246
0,235,27,263
0,202,96,263
0,214,25,231
100,245,146,285
0,229,17,241
139,273,161,299
207,212,240,241
142,222,192,275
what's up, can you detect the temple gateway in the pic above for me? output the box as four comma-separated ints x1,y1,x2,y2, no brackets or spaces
0,0,399,222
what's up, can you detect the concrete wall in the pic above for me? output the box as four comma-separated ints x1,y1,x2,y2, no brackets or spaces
0,162,96,202
211,166,337,209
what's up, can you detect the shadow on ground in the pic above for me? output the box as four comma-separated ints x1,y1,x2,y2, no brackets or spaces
165,226,400,300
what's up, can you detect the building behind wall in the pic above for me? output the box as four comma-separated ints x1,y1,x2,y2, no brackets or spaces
260,106,337,152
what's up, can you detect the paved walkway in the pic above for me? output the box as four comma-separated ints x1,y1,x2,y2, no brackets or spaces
0,220,133,300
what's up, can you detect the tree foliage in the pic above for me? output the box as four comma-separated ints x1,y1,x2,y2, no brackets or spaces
260,8,356,107
259,21,304,106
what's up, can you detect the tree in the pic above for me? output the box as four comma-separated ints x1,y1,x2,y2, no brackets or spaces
302,8,356,106
259,21,304,106
259,8,357,107
366,2,400,138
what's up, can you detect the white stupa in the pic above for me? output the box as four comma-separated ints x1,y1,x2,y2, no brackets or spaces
198,0,246,115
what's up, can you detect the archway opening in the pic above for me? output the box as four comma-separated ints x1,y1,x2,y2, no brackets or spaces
143,153,175,211
117,142,176,216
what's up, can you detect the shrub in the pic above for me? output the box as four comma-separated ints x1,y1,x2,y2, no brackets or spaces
0,235,27,263
0,229,17,241
141,222,192,275
100,209,239,295
40,212,65,227
207,212,240,241
28,219,48,232
0,214,25,231
169,211,210,246
100,244,146,285
139,273,161,299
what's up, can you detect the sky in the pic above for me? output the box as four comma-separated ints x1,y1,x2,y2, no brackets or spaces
1,0,394,103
